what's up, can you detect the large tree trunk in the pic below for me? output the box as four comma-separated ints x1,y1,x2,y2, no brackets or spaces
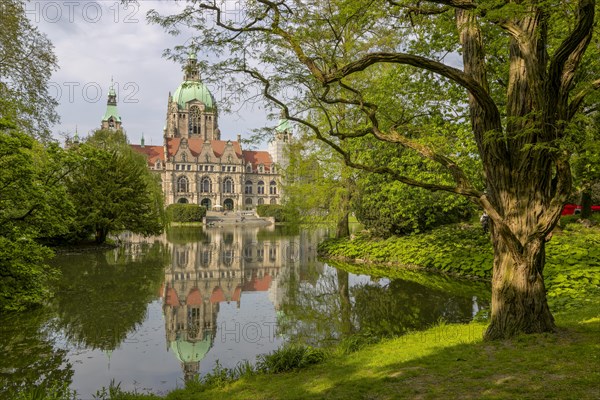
456,6,572,340
336,211,350,239
95,227,108,244
485,229,555,339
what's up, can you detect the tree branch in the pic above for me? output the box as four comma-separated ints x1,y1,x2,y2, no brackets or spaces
323,52,502,129
568,78,600,120
389,0,476,10
547,0,595,102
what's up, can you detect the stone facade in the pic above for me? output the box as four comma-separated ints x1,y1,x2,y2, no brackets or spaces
118,53,289,210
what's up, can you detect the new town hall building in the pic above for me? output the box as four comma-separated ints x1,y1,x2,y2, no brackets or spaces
101,53,291,211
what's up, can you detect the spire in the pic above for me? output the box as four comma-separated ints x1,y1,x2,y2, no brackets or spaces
141,133,145,148
101,78,122,131
73,125,79,144
183,51,200,82
107,77,117,106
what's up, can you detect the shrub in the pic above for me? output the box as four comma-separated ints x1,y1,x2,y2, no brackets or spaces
255,345,327,373
256,204,286,222
166,204,206,223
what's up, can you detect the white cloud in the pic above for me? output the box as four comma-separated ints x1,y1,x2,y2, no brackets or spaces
31,1,271,147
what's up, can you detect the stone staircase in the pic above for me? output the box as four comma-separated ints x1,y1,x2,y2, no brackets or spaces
204,210,272,226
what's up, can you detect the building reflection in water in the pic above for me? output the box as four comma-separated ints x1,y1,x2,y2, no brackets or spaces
159,226,318,382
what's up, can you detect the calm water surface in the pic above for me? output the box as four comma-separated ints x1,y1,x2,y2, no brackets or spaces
0,226,489,398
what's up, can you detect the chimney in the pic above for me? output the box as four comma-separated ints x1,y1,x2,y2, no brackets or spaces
237,134,241,143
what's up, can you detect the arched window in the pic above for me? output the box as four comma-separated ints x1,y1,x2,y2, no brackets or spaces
177,176,189,192
223,177,234,193
269,181,277,195
246,164,252,173
245,198,253,205
189,105,201,135
270,198,277,205
258,164,264,173
176,249,188,267
201,177,212,193
257,181,265,194
245,180,253,194
258,198,264,205
201,198,211,209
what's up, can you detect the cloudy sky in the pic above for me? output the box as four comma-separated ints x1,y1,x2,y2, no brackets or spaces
30,0,271,147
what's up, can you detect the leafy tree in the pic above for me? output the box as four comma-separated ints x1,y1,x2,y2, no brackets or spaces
67,130,165,244
0,0,59,140
150,0,600,339
0,124,73,312
283,131,356,238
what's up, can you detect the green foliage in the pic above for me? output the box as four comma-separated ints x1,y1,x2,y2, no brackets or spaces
256,204,287,222
66,130,165,243
166,204,206,223
0,0,59,140
0,236,55,312
354,175,474,236
0,128,73,312
282,133,354,232
319,224,494,278
256,345,327,374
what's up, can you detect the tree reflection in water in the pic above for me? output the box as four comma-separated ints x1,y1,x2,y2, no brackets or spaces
278,262,489,346
0,309,73,398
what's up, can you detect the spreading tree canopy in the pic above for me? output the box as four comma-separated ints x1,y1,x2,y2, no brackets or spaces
149,0,599,339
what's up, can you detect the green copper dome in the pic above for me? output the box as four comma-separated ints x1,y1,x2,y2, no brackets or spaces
169,334,212,363
276,118,292,133
173,81,214,111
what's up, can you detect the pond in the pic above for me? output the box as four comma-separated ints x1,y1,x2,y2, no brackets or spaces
0,226,489,398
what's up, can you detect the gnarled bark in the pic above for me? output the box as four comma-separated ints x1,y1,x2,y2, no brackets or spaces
486,228,555,339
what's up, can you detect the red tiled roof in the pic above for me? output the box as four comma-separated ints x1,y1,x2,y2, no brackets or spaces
210,286,226,303
232,285,242,302
242,150,273,172
242,274,272,292
186,288,203,306
130,145,164,166
166,286,180,307
165,138,243,159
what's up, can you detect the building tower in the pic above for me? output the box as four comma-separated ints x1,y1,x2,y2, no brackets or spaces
165,52,219,140
101,80,122,131
268,110,292,170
